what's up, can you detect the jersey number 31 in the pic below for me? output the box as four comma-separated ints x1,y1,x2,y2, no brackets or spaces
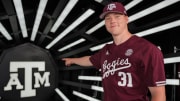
118,72,133,87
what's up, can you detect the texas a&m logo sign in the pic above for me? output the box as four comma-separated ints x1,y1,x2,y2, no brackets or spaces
4,61,50,98
0,43,57,101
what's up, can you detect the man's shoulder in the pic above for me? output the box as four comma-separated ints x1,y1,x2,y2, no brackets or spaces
133,35,156,47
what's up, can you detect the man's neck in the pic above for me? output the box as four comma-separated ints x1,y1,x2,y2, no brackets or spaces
113,32,132,45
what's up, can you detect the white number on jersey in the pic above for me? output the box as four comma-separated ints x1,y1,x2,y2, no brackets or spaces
118,72,133,87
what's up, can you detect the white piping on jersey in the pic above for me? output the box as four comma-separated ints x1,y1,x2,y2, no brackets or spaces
156,81,166,86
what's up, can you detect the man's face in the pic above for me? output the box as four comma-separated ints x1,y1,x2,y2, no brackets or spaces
104,13,128,36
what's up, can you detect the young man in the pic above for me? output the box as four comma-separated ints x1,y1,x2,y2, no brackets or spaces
62,2,166,101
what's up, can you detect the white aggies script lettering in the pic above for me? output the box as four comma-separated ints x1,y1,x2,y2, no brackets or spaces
102,58,131,79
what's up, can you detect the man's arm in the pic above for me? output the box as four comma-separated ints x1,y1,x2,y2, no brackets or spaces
148,86,166,101
62,56,93,67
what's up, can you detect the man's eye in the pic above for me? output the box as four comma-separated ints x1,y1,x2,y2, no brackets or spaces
105,17,110,20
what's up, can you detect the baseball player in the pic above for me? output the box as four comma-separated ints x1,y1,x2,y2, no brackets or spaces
62,2,166,101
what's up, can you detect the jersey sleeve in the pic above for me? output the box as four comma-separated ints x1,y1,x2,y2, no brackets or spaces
89,45,108,69
89,52,101,69
144,46,166,87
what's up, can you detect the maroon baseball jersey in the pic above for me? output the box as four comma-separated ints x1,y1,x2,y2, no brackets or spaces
90,35,166,101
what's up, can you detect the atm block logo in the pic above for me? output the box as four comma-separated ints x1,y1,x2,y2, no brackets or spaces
0,43,58,101
4,62,50,98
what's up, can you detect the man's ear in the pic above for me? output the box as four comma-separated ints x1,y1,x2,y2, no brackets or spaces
125,16,129,24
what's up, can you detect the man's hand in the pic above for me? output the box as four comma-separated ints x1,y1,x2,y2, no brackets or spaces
62,56,93,67
62,58,74,66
